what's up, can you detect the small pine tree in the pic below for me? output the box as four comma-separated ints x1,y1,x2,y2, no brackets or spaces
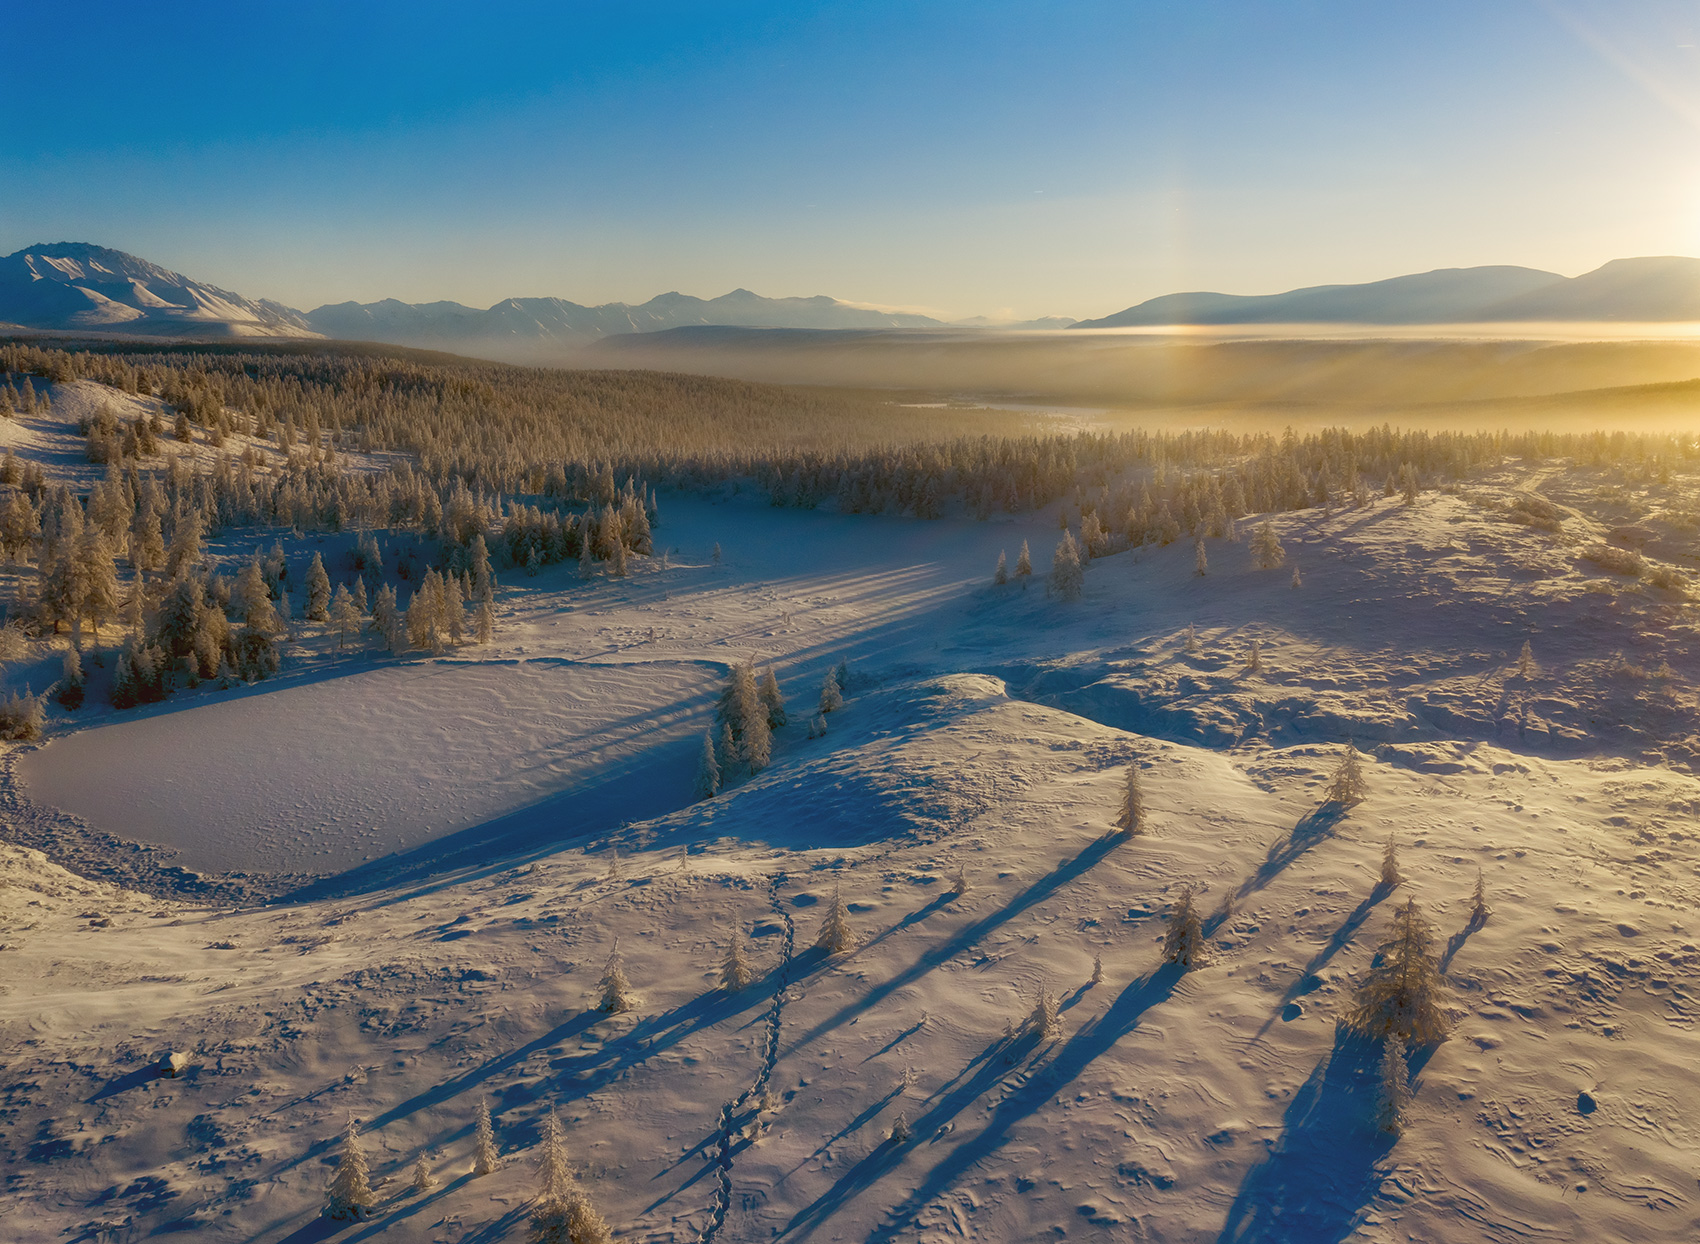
1024,984,1061,1038
1346,898,1451,1043
1162,885,1207,968
472,1099,500,1175
711,542,722,566
1251,520,1285,569
57,646,85,709
1469,869,1490,926
1376,1033,1413,1136
722,922,754,990
1516,641,1535,678
1049,531,1084,601
694,729,721,800
599,944,635,1013
1015,540,1032,577
1091,953,1104,985
815,882,855,954
412,1153,437,1192
809,712,827,737
1184,622,1200,654
758,666,787,728
304,551,331,621
324,1116,376,1220
1291,565,1302,588
994,549,1008,585
1245,638,1262,673
1380,836,1402,889
948,863,968,894
1117,764,1145,834
819,668,843,714
328,583,361,650
888,1113,910,1143
528,1112,574,1239
1325,745,1366,806
1194,537,1208,576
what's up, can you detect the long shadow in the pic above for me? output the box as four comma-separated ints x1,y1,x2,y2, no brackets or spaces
87,1064,168,1102
1237,806,1343,902
787,964,1182,1243
782,833,1129,1057
1440,914,1485,974
344,1172,473,1243
1215,1031,1395,1244
1252,885,1393,1043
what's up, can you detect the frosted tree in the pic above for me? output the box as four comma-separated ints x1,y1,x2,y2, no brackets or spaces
304,551,331,621
758,666,787,728
527,1112,583,1244
1469,869,1490,926
1049,531,1084,601
131,511,164,577
819,667,843,714
1376,1034,1413,1136
1516,641,1536,678
469,532,495,602
1194,537,1208,576
406,569,449,653
57,645,85,709
577,528,595,579
165,506,203,580
476,597,495,644
717,663,771,772
1345,898,1451,1043
1244,637,1262,673
472,1099,501,1175
1091,953,1104,985
1023,984,1061,1039
412,1153,437,1192
329,584,361,650
1250,520,1285,569
888,1113,910,1143
721,922,754,990
1015,539,1032,578
72,528,119,642
1291,565,1302,588
1324,744,1366,806
1162,885,1207,968
235,558,278,633
1380,836,1402,889
598,943,635,1013
324,1116,376,1221
1184,622,1200,654
694,729,721,800
815,882,855,954
372,583,402,651
1117,764,1145,834
948,863,969,894
994,549,1008,585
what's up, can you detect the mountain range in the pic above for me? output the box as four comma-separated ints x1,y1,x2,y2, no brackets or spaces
1071,257,1700,327
6,244,1700,362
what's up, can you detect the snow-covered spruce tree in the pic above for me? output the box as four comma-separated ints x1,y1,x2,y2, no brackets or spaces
235,558,278,634
0,690,45,740
888,1113,910,1143
815,882,855,954
948,863,969,894
472,1099,501,1175
721,922,754,990
598,944,636,1013
324,1116,376,1221
1116,764,1145,834
1015,540,1032,578
305,551,331,621
577,529,595,579
372,583,402,652
1184,622,1200,654
165,506,203,580
819,667,843,714
1162,885,1206,968
1469,869,1490,926
1091,953,1104,985
72,528,119,642
1024,984,1061,1039
1291,565,1302,588
1376,1033,1413,1136
694,729,721,800
1244,638,1262,673
1324,744,1366,807
1049,531,1084,601
1250,520,1285,570
476,597,495,644
1380,836,1402,889
717,663,771,773
994,549,1008,585
412,1153,437,1192
1194,537,1208,577
329,584,361,650
758,666,787,728
57,645,84,709
527,1112,581,1244
1345,898,1451,1043
1516,640,1536,679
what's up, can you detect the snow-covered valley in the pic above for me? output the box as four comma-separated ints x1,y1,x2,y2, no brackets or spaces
4,439,1700,1244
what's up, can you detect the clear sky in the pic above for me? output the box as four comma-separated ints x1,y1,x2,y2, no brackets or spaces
5,1,1699,320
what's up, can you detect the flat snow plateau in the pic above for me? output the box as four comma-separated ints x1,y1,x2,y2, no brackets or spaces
3,467,1700,1244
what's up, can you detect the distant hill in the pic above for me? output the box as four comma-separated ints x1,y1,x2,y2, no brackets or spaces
1073,258,1700,327
0,242,318,338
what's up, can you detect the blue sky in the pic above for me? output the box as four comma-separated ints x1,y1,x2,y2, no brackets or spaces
5,1,1699,318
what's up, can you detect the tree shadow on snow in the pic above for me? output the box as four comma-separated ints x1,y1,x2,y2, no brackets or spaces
1237,806,1344,902
1214,1030,1397,1244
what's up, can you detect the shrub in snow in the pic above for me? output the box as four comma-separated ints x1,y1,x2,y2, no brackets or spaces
598,945,636,1013
993,549,1008,585
1323,745,1366,807
1049,531,1084,601
814,882,855,954
1380,837,1402,889
1376,1033,1413,1135
0,689,45,740
1162,885,1206,968
819,668,843,715
1091,953,1104,985
948,864,969,894
1116,764,1145,834
412,1153,437,1192
1346,898,1451,1044
323,1116,376,1220
721,923,754,991
694,730,721,799
468,1100,502,1176
1250,520,1285,569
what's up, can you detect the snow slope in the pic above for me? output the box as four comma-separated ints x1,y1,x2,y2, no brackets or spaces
3,464,1700,1243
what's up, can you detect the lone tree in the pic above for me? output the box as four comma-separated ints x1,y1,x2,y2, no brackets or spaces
1023,983,1061,1039
1516,641,1536,679
1324,745,1367,806
1049,531,1084,601
1469,869,1490,926
598,944,636,1013
1194,537,1208,576
1345,898,1451,1044
324,1116,376,1220
1184,622,1200,654
694,730,721,800
473,1099,501,1175
1162,885,1207,968
1380,836,1403,889
412,1153,438,1192
527,1112,612,1244
721,922,754,991
819,667,843,714
1251,520,1285,569
815,882,855,954
1376,1033,1413,1136
1116,764,1145,834
994,549,1009,585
